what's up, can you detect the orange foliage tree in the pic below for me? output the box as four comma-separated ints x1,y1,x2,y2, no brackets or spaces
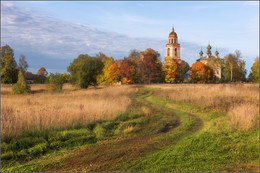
107,62,120,83
190,61,213,83
163,56,184,83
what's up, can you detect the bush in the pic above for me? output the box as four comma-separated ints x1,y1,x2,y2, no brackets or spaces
93,124,106,139
12,67,31,94
46,73,65,92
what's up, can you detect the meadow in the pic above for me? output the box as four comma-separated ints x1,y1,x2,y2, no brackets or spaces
1,83,259,172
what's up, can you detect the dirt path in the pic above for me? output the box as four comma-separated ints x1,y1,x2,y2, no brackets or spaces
39,87,204,172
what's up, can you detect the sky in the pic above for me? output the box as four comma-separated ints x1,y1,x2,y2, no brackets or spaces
1,1,259,75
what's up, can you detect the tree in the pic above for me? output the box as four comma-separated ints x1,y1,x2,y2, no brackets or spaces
46,73,65,91
19,54,28,72
97,56,115,84
181,60,190,73
37,67,48,77
118,58,137,84
190,61,213,83
12,67,31,94
107,63,120,83
139,48,163,83
251,57,259,83
163,56,185,83
67,54,103,88
1,45,18,83
223,50,246,82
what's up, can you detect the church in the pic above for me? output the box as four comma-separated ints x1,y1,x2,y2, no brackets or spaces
165,26,222,81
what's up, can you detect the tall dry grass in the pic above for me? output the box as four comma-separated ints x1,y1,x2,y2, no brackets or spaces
1,85,137,139
148,83,259,130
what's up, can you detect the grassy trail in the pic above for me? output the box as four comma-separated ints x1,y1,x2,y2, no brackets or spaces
32,87,202,172
3,86,258,172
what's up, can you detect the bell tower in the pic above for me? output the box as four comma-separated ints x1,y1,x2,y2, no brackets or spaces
165,26,180,60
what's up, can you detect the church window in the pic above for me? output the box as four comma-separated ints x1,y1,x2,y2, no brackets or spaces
175,48,177,56
167,48,170,56
172,39,173,43
174,38,177,43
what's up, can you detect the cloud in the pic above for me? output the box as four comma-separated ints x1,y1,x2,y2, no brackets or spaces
1,2,229,73
243,1,259,6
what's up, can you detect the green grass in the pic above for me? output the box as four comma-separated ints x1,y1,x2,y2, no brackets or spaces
129,89,259,172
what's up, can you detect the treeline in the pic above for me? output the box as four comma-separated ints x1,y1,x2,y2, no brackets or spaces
1,45,259,92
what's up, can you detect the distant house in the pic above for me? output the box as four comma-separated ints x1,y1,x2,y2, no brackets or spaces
26,74,46,84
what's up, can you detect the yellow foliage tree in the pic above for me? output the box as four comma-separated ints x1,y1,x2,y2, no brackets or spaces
163,56,184,83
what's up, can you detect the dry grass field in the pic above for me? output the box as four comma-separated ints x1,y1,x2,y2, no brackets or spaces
147,83,259,130
1,84,137,139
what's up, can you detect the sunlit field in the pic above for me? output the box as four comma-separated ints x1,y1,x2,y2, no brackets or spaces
1,83,259,172
1,84,137,139
148,83,259,130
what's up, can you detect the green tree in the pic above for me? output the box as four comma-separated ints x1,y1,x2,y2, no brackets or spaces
1,45,18,83
12,67,31,94
223,50,246,82
67,54,103,88
251,57,259,83
46,73,65,91
181,60,190,73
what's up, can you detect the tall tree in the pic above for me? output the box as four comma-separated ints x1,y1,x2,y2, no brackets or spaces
118,58,137,84
0,45,18,83
67,54,103,88
190,61,213,83
223,50,246,82
139,48,163,84
19,54,28,73
163,56,185,83
107,62,120,83
97,56,115,84
251,57,259,83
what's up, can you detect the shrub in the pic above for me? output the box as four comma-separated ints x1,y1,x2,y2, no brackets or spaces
12,67,31,94
46,73,65,92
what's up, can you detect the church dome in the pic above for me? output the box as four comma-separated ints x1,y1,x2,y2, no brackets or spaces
169,31,177,37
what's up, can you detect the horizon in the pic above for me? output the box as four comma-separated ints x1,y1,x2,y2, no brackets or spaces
1,1,259,75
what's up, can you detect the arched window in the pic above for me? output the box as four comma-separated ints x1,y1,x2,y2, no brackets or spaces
172,39,173,43
174,38,177,43
175,48,177,56
167,48,170,56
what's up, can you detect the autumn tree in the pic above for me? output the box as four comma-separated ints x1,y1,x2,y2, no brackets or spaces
19,54,28,73
97,55,115,84
223,50,246,82
190,61,213,83
0,45,18,83
118,58,137,84
67,54,103,88
107,62,120,83
37,67,48,77
251,57,259,83
12,67,31,94
163,56,185,83
139,48,163,84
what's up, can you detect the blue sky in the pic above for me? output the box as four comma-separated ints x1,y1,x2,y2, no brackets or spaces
1,1,259,75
